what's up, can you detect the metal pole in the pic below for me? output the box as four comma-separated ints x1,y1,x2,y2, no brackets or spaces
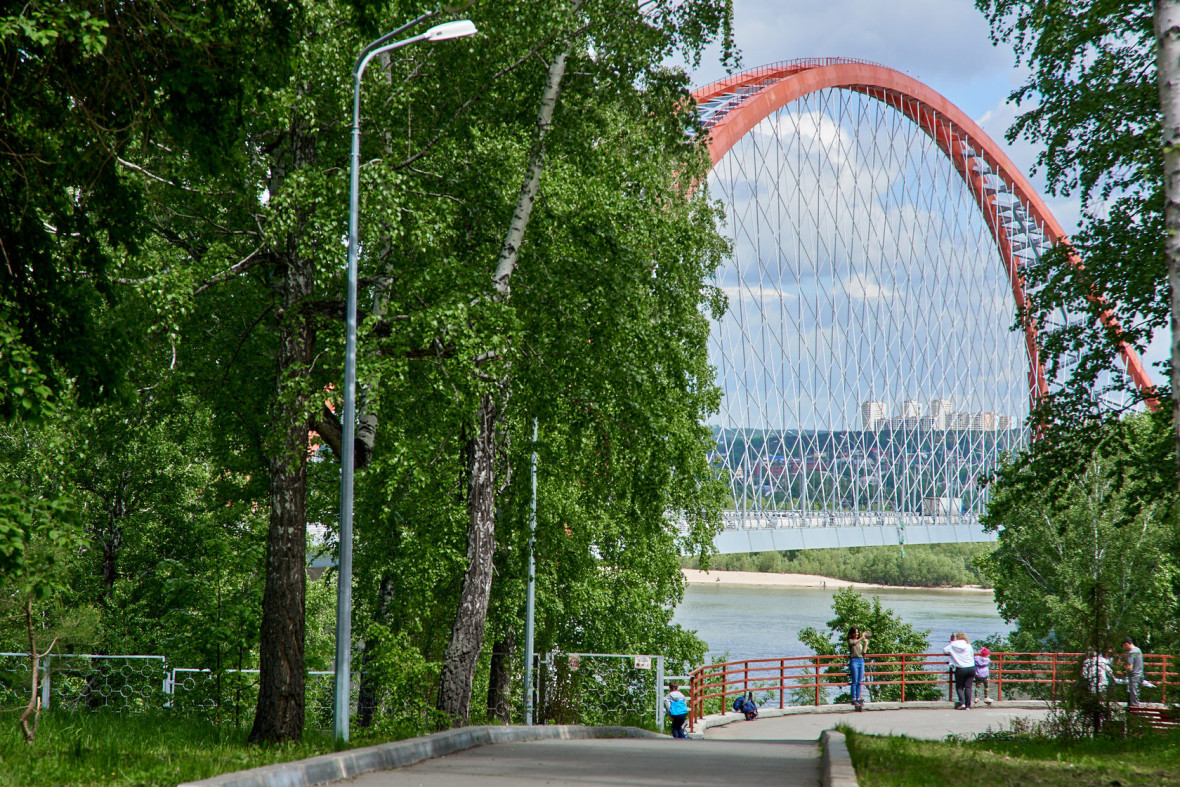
524,418,538,724
655,655,665,730
333,59,364,746
40,656,50,711
333,15,441,743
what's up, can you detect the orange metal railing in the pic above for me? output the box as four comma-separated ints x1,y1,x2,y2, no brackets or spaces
686,652,1178,731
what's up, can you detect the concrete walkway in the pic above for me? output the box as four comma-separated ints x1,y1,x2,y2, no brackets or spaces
186,704,1057,787
704,703,1052,742
345,737,820,786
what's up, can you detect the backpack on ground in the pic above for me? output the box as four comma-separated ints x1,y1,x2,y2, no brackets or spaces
738,691,758,721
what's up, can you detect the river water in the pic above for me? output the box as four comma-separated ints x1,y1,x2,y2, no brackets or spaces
671,583,1014,663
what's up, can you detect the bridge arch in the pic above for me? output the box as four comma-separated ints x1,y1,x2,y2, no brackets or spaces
693,59,1153,402
689,58,1151,533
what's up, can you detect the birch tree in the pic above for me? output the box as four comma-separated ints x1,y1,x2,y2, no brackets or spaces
983,415,1177,651
975,0,1173,491
1158,0,1180,486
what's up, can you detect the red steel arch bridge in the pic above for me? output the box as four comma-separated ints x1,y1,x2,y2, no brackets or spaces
694,60,1154,553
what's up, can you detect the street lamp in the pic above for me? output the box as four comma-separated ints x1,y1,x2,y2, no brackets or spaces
335,15,478,744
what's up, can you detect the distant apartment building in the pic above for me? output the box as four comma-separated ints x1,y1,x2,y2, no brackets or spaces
899,400,922,419
929,398,953,430
858,398,1016,432
861,400,888,430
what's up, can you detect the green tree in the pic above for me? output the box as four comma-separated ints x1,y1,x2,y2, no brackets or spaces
0,1,270,402
982,414,1178,653
974,1,1174,484
0,337,87,743
798,587,938,703
9,0,736,741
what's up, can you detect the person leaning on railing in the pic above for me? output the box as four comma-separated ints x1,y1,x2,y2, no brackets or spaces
944,632,976,710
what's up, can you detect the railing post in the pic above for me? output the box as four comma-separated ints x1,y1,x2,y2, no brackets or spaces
39,655,50,711
900,653,906,703
996,653,1003,701
1163,656,1170,705
1051,653,1057,701
814,656,820,707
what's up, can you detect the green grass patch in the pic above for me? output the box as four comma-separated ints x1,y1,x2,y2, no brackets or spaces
843,726,1180,786
0,711,344,786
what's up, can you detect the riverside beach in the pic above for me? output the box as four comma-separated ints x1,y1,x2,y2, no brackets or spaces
681,568,995,593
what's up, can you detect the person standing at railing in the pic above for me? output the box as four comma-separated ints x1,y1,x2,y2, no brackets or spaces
664,681,690,738
847,627,870,711
944,632,975,709
974,647,992,705
1122,637,1144,707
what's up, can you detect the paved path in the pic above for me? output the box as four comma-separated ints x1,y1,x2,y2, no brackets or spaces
705,704,1052,742
340,706,1052,786
345,737,820,786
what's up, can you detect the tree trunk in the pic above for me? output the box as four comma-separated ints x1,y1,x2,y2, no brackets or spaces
486,631,515,723
436,393,498,726
249,116,316,745
1157,0,1180,487
357,573,396,728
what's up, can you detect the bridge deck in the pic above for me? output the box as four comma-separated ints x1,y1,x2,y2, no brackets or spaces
713,522,996,553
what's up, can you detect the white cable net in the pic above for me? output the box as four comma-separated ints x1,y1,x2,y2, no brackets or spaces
705,87,1033,530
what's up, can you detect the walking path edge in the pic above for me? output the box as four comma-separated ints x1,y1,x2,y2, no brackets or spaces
821,729,858,787
177,725,665,787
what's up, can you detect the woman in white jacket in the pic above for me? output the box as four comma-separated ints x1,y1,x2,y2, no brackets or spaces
943,632,975,709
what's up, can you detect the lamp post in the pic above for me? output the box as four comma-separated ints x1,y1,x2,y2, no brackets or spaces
335,15,478,744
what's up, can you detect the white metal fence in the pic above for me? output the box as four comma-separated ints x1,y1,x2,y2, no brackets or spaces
0,652,341,728
535,653,668,730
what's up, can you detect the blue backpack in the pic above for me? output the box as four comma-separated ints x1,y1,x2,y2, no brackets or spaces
733,692,758,720
669,697,688,715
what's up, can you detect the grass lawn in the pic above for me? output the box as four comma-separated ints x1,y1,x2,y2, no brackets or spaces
844,726,1180,786
0,711,344,786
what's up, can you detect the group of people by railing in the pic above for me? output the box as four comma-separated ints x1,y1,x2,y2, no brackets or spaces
684,643,1173,732
1079,638,1148,706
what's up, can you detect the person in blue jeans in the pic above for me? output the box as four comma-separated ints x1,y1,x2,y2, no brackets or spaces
664,681,690,738
847,627,870,710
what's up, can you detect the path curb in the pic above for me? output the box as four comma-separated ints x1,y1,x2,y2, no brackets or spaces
178,724,665,787
821,729,858,787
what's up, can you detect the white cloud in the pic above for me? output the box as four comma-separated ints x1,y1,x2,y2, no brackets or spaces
840,274,894,301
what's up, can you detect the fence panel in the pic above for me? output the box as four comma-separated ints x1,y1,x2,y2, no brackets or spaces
42,655,168,713
0,652,35,709
169,668,340,729
536,653,661,729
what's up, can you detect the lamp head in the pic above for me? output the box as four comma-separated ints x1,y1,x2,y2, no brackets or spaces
424,20,477,41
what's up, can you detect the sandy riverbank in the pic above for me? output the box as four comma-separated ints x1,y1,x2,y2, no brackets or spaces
681,568,993,593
